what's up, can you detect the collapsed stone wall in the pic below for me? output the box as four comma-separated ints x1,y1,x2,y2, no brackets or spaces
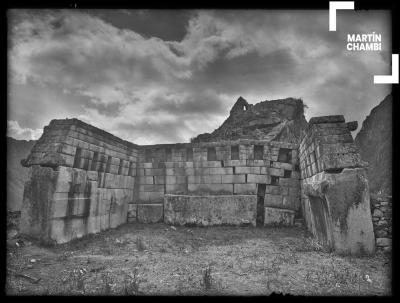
370,194,392,252
192,97,308,143
20,119,138,244
130,140,300,226
299,115,375,255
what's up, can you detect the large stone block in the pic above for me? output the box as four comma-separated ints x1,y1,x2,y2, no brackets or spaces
20,166,59,240
247,174,271,184
321,151,364,171
224,160,247,167
221,174,246,184
235,167,261,174
137,204,164,223
233,183,257,195
301,168,375,255
264,207,295,226
138,191,164,203
164,194,257,226
264,167,284,177
264,194,283,208
193,161,222,168
272,162,293,170
188,183,233,195
139,176,154,185
165,183,188,194
188,175,222,184
209,167,233,175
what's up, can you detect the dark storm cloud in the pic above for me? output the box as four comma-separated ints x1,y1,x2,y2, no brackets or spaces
8,9,391,144
185,49,301,97
88,9,192,41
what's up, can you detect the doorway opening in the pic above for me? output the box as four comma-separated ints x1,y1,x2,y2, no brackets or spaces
256,184,266,227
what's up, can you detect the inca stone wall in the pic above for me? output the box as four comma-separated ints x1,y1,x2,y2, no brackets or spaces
299,115,375,255
132,140,300,226
19,111,379,255
20,119,138,244
370,194,392,252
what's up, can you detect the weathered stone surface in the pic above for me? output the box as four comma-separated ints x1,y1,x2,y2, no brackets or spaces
346,121,358,132
302,168,375,255
137,204,163,223
192,97,307,143
20,165,59,241
164,194,257,226
321,152,364,171
376,238,391,247
309,115,345,125
233,183,257,195
264,207,295,226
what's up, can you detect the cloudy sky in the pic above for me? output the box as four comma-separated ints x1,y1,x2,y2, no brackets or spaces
8,9,391,144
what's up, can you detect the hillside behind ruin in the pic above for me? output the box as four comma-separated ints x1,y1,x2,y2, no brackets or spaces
355,94,392,194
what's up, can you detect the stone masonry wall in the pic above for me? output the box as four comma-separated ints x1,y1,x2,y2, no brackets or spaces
299,115,375,255
130,139,300,226
20,119,138,244
370,194,392,252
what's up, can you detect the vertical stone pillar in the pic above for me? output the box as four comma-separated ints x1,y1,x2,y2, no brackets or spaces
299,115,375,255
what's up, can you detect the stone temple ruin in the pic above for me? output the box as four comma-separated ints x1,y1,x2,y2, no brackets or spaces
19,97,376,255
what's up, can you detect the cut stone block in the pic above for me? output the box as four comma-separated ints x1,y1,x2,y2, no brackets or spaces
247,174,271,184
137,204,163,223
188,183,233,195
235,167,261,174
164,194,257,226
264,194,283,208
188,175,222,184
233,183,257,195
264,207,295,226
221,174,246,184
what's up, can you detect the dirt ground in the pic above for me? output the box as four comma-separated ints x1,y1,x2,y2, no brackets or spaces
6,222,392,296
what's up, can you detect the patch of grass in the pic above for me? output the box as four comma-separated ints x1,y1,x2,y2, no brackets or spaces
303,260,373,295
56,252,70,262
115,237,128,247
295,237,328,253
100,272,115,295
201,264,214,291
61,267,88,294
123,267,146,295
100,244,115,256
263,255,282,292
